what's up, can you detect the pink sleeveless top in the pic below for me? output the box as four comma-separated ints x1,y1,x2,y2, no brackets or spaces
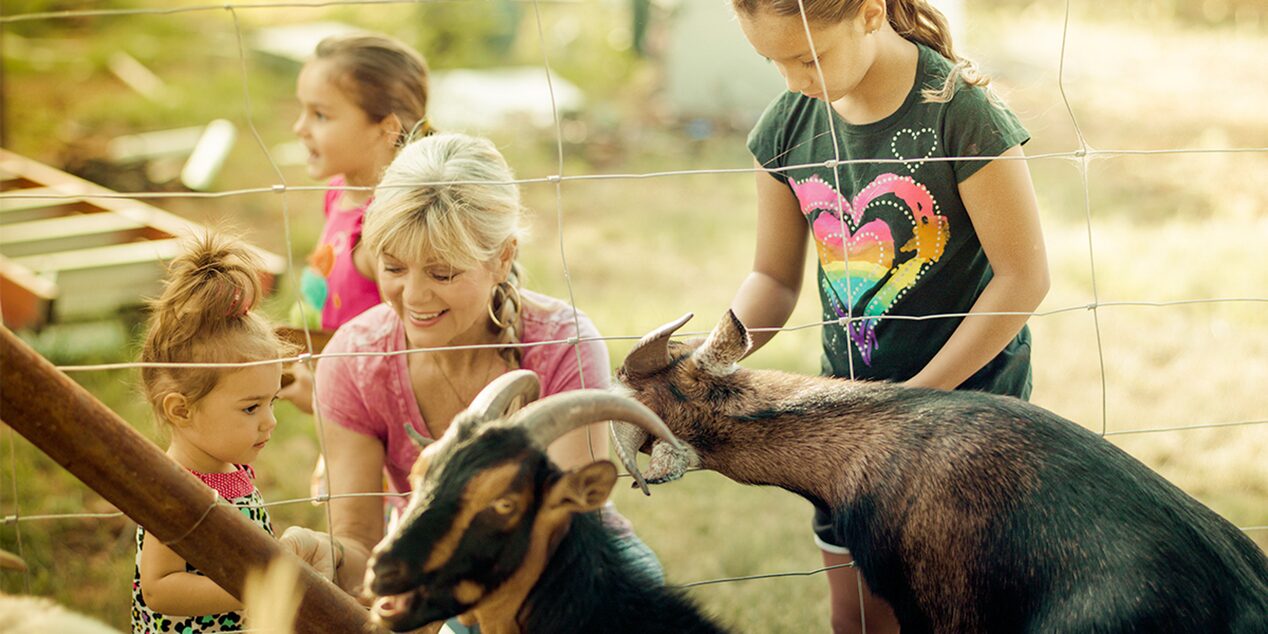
308,176,381,329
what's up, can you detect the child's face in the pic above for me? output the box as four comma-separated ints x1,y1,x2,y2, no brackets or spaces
738,9,873,103
378,250,506,351
176,364,282,473
293,59,393,185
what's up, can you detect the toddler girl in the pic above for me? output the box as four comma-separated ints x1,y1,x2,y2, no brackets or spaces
133,233,328,633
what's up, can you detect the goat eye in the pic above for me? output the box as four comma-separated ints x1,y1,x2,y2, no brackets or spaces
491,498,516,515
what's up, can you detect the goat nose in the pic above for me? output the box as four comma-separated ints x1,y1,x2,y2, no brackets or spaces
369,555,414,591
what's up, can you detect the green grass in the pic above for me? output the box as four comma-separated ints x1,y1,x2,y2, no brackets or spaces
3,3,1266,631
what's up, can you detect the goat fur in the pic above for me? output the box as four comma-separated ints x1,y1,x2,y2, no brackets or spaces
615,311,1268,634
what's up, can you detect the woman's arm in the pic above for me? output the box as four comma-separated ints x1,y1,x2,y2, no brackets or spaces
140,535,241,615
731,161,809,355
546,423,609,472
907,146,1050,390
318,420,387,596
542,314,612,470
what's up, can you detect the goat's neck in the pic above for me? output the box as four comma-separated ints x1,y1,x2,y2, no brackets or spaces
467,518,570,634
702,378,895,508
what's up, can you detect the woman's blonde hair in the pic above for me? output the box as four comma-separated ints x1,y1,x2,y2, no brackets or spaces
732,0,993,104
315,33,434,144
140,232,293,424
362,133,529,366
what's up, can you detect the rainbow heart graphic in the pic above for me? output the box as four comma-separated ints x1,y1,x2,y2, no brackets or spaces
790,173,949,364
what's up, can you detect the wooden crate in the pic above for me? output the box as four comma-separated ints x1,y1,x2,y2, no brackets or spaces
0,149,286,330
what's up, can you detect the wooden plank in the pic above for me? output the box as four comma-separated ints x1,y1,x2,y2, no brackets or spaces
8,240,278,322
0,187,102,225
0,254,57,330
11,237,185,273
0,212,157,257
0,149,288,326
0,175,39,191
11,239,181,321
0,149,286,275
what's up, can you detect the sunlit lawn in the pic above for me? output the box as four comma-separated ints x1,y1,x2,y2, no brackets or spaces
3,2,1265,631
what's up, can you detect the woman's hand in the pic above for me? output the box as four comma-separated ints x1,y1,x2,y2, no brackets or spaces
278,526,342,581
319,420,388,595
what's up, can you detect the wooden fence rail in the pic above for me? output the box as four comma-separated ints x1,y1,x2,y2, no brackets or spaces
0,326,381,633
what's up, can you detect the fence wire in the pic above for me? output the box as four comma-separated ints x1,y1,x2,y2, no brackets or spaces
1,0,1265,627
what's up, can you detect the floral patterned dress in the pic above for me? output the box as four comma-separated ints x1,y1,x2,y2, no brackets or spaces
131,465,272,633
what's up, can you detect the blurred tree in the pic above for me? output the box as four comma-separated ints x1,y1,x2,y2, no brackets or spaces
411,0,522,67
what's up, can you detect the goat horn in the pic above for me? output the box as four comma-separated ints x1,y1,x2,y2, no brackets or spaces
466,369,541,423
623,313,693,377
510,390,683,457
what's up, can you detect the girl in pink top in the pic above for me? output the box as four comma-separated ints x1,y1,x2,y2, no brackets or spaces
309,133,664,601
290,33,433,332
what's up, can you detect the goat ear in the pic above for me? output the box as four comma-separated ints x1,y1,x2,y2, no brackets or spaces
692,310,751,375
548,461,618,514
623,313,693,377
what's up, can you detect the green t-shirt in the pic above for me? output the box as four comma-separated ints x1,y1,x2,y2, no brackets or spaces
747,44,1033,398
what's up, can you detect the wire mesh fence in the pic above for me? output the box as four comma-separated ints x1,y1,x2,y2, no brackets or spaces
2,0,1265,630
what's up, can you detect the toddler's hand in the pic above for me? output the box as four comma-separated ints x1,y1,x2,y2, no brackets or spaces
278,363,315,414
278,526,341,580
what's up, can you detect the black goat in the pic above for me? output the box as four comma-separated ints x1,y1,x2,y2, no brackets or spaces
366,370,727,634
614,311,1268,634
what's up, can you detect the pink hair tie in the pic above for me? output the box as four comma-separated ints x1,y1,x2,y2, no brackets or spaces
227,288,243,317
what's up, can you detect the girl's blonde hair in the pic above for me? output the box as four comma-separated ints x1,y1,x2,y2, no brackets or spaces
362,133,529,366
140,232,293,423
733,0,992,103
315,33,434,144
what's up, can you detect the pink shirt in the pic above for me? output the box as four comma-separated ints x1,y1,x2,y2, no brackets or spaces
314,291,611,495
313,176,382,330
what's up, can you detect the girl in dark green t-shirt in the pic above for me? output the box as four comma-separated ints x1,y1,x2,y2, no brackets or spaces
727,0,1050,632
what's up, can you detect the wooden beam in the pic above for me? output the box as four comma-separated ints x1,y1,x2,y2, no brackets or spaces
0,254,57,330
0,326,382,634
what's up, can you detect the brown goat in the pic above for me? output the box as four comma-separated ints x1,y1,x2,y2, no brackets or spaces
614,311,1268,633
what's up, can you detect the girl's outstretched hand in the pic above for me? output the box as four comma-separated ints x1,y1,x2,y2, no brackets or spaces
278,526,343,581
279,363,315,414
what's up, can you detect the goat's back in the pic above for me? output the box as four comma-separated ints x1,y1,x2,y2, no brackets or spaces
823,389,1268,633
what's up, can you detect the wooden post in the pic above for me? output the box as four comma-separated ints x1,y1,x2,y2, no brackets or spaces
0,326,382,634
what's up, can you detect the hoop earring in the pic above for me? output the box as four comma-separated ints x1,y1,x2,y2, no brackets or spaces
487,281,522,330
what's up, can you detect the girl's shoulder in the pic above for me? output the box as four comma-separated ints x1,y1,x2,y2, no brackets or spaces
518,289,601,342
323,175,346,216
747,90,826,170
916,45,1017,119
517,290,611,391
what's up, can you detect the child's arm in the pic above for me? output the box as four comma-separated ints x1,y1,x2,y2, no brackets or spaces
139,532,242,615
731,162,809,355
907,146,1050,390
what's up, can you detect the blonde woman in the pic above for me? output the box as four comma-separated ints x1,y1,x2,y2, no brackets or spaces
298,133,663,611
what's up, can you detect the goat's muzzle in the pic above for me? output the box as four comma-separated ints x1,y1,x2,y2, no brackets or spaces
365,551,436,632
